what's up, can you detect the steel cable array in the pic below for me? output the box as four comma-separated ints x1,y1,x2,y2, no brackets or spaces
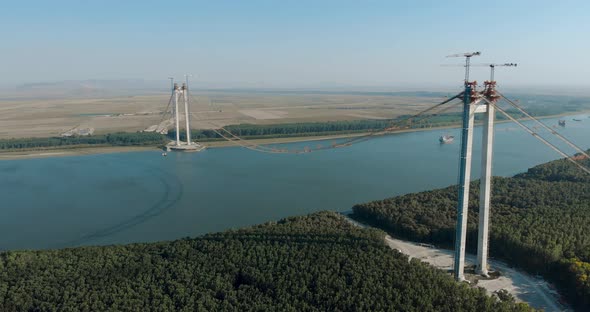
486,98,590,175
497,91,590,159
166,89,590,176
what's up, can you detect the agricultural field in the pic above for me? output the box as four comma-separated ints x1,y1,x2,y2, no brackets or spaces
0,86,452,139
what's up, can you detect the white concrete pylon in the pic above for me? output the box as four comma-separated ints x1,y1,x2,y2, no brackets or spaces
182,84,191,145
477,101,495,276
454,89,497,281
454,93,477,281
173,83,180,146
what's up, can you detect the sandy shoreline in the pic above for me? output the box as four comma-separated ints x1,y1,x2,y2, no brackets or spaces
0,146,158,160
0,111,586,160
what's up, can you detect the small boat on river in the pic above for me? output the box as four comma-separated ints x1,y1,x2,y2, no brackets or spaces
439,135,454,144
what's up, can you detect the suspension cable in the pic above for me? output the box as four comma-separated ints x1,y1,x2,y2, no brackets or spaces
314,93,463,148
187,93,289,152
487,99,590,175
217,127,278,151
325,97,463,149
333,100,464,147
158,93,175,125
498,92,590,158
210,128,296,154
203,93,463,153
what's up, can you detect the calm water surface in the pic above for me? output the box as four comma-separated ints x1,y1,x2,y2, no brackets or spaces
1,114,589,250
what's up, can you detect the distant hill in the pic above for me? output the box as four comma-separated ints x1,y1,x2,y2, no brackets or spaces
9,79,166,99
352,153,590,311
0,212,530,311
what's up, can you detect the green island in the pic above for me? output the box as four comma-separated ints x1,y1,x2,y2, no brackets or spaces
0,212,530,311
351,153,590,310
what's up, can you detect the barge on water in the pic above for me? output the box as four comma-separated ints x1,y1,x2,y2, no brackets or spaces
439,135,454,144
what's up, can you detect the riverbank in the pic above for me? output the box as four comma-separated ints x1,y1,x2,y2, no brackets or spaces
0,146,157,160
0,126,451,160
0,125,450,160
1,111,587,160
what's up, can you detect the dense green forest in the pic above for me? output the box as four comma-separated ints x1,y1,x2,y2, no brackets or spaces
0,132,167,151
351,154,590,310
0,212,530,311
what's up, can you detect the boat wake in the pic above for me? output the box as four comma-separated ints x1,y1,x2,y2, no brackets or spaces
58,166,184,248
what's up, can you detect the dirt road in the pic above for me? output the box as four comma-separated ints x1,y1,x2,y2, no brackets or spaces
345,216,569,311
384,236,568,311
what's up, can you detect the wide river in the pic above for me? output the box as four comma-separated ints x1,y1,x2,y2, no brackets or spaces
1,114,589,251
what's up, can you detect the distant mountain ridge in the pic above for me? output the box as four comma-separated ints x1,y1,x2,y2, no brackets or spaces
9,79,166,98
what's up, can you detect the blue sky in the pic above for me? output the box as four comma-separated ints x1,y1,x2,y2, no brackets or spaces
1,0,589,89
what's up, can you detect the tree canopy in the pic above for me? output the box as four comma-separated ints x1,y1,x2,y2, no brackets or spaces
0,212,530,311
0,132,167,150
352,154,590,310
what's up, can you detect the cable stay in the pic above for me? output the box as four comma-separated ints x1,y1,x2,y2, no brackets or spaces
497,91,590,159
195,92,464,154
485,98,590,175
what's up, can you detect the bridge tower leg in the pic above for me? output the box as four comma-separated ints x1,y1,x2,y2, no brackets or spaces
477,82,497,276
476,103,494,276
454,83,476,281
173,83,181,146
182,83,192,145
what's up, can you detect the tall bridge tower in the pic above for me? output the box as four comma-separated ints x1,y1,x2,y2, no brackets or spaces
450,52,516,281
167,77,205,152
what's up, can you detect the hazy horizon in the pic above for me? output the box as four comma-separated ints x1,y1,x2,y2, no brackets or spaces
2,1,590,90
1,78,589,99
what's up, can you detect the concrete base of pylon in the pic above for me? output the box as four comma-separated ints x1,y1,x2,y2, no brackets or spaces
166,141,206,152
